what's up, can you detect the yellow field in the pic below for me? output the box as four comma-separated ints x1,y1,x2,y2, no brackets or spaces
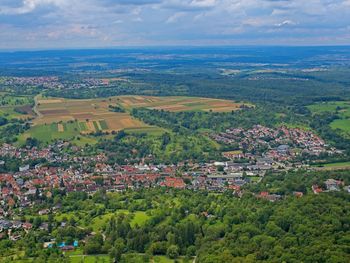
57,123,64,132
32,96,247,133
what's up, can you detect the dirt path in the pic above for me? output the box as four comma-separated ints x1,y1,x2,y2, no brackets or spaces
33,94,43,119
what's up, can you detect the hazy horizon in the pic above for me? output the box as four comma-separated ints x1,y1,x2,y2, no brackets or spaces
1,44,350,53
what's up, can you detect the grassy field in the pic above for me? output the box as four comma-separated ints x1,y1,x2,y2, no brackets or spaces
66,254,189,263
313,161,350,170
308,101,350,135
0,94,35,120
18,121,99,145
69,255,111,263
1,252,190,263
0,94,33,106
0,106,28,119
124,126,168,136
330,119,350,132
153,255,190,263
90,210,150,231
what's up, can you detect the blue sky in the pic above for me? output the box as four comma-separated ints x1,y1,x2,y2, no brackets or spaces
0,0,349,49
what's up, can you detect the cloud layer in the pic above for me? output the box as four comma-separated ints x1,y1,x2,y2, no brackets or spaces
0,0,349,49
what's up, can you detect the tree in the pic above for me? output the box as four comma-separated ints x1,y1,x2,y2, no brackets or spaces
167,245,179,259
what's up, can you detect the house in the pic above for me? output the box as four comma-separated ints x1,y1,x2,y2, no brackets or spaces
43,242,55,248
22,222,33,231
61,245,74,251
19,165,30,172
38,209,50,215
344,185,350,194
293,192,304,198
277,145,290,155
161,177,186,189
312,185,323,194
257,192,282,202
325,179,343,191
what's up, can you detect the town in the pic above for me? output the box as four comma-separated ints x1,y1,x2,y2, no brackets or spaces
0,130,349,243
211,125,341,162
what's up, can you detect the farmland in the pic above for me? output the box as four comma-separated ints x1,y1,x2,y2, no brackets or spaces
117,95,247,112
21,95,245,143
33,96,150,134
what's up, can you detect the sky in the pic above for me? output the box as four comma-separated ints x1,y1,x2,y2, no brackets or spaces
0,0,350,49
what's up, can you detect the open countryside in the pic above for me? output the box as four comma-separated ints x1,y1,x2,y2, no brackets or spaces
26,96,246,138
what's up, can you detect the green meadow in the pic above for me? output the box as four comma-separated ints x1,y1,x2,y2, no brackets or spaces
18,121,98,146
90,210,150,231
308,101,350,136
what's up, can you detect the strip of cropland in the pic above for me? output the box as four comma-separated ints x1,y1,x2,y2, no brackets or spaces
22,95,247,143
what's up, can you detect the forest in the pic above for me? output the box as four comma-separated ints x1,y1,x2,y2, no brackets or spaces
1,179,349,263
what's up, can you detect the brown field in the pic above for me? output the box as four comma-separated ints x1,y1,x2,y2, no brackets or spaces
13,105,36,117
85,121,96,133
33,96,248,133
40,109,70,115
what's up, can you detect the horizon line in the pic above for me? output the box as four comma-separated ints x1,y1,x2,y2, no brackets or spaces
1,44,350,53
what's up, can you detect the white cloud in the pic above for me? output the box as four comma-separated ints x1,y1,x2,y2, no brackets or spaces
166,12,186,23
275,20,297,27
0,0,69,15
0,0,350,48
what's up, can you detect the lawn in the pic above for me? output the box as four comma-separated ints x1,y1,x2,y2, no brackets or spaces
90,210,150,231
54,212,81,222
130,211,150,227
153,256,191,263
69,254,111,263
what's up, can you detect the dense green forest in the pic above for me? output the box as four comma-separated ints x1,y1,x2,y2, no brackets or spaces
2,180,349,263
